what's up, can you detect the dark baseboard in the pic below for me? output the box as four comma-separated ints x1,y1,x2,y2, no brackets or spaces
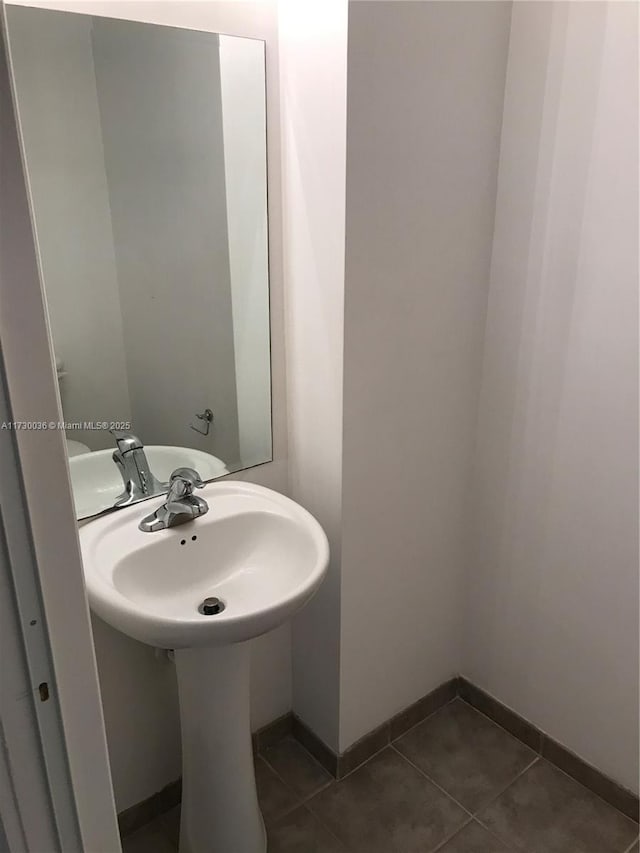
289,676,639,821
117,778,181,839
292,714,339,777
293,677,459,780
253,711,293,753
119,675,639,836
458,677,639,823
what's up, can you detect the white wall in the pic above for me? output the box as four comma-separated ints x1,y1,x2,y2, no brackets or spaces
7,0,289,813
278,0,348,751
220,35,272,469
465,1,639,792
6,6,132,451
339,0,512,750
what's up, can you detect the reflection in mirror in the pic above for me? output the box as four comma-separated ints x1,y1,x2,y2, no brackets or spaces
6,8,272,519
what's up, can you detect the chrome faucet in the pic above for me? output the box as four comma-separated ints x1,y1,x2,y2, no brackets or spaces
111,430,165,507
139,468,209,532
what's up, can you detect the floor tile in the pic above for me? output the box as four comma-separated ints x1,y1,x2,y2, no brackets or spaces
121,819,176,853
255,756,300,824
267,805,348,853
479,759,638,853
394,699,535,812
309,746,467,853
437,819,512,852
263,736,333,800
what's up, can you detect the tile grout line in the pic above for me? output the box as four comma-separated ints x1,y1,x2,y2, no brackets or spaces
259,740,337,796
426,816,476,853
456,696,542,756
469,757,542,853
305,802,354,853
389,742,540,853
458,690,639,825
254,756,306,826
391,729,531,853
146,739,354,848
158,754,342,852
261,733,336,782
389,743,474,818
272,695,637,851
159,697,638,850
389,695,459,747
303,789,356,851
291,685,459,783
295,776,335,810
533,754,639,828
473,814,530,853
277,774,353,853
257,753,296,792
471,755,540,818
336,739,392,782
257,752,337,827
304,734,475,853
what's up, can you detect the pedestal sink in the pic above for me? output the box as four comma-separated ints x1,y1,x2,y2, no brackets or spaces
79,481,329,853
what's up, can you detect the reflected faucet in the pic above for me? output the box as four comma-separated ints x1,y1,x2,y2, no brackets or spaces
139,468,209,532
111,430,165,507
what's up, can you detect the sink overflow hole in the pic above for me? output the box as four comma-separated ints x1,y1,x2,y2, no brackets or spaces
199,597,225,616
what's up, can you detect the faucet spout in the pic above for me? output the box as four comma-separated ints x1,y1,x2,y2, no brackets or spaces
110,430,165,507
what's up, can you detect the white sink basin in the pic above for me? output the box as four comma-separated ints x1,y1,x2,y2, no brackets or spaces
70,445,228,519
79,480,329,853
79,480,329,648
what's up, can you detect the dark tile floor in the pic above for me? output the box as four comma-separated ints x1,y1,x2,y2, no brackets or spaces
122,698,639,853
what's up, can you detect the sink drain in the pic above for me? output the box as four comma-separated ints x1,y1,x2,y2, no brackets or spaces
199,597,225,616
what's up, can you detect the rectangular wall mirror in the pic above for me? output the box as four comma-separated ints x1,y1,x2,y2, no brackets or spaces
6,7,272,520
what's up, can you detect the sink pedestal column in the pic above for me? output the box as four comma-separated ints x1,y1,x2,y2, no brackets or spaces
174,643,266,853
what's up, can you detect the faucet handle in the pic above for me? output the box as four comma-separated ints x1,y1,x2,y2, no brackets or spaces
110,429,143,454
168,467,205,496
139,468,209,532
